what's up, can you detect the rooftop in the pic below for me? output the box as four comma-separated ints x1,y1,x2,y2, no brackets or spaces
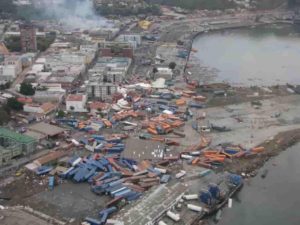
89,101,110,110
0,127,37,143
40,102,56,113
66,94,84,102
28,122,66,137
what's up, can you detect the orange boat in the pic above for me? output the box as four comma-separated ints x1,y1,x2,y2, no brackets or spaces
176,98,186,106
102,119,112,127
193,95,207,101
252,146,265,153
192,157,200,165
147,127,158,135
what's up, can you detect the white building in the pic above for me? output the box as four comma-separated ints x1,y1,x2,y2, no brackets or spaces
66,94,87,112
88,57,131,83
86,80,117,101
23,102,57,115
0,56,22,82
154,67,173,80
60,53,87,65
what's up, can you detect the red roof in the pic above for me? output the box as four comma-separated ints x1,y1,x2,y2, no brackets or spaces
89,102,110,110
67,94,84,102
17,97,33,104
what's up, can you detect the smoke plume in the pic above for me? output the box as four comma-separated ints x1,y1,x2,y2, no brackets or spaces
33,0,109,30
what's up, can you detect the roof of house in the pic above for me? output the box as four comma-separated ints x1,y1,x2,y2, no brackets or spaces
89,101,110,110
66,94,84,102
34,150,68,166
24,102,56,114
28,122,66,137
17,97,33,104
0,42,9,55
40,102,56,113
0,127,37,143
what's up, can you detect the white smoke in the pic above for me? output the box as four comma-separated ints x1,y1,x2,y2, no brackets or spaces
33,0,110,30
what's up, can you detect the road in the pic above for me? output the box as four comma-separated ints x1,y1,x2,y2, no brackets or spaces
11,66,33,88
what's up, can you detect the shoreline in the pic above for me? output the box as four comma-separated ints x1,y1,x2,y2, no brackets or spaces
181,12,297,86
179,18,300,224
224,128,300,176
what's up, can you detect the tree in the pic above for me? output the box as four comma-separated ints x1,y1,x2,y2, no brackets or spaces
4,36,21,52
153,67,158,74
169,62,177,70
37,33,56,52
57,110,65,118
7,98,23,111
0,107,10,125
0,81,11,90
20,82,35,96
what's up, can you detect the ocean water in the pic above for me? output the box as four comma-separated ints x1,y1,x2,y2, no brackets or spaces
215,143,300,225
193,24,300,86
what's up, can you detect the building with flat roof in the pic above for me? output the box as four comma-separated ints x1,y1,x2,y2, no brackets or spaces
23,102,57,115
153,67,173,80
89,57,132,84
116,34,141,49
100,42,133,59
86,80,118,101
66,94,87,112
25,122,66,140
0,127,37,166
0,55,22,82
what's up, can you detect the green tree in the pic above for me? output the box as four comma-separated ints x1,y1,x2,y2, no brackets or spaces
153,67,158,74
0,107,10,125
57,110,65,118
168,62,177,70
37,33,56,52
20,82,35,96
4,36,21,52
7,98,23,111
0,81,10,90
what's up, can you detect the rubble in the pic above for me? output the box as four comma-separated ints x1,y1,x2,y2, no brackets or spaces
1,5,300,225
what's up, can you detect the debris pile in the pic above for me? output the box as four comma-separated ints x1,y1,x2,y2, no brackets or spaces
181,144,266,168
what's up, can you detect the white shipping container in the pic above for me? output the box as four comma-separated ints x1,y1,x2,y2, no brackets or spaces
181,154,193,159
166,211,180,221
187,204,202,212
154,167,167,174
183,194,198,200
228,198,233,208
175,170,186,179
158,221,167,225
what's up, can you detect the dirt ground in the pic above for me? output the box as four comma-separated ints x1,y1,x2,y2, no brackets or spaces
0,171,109,224
0,207,53,225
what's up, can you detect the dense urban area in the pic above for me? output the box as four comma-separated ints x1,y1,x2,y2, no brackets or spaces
1,0,300,225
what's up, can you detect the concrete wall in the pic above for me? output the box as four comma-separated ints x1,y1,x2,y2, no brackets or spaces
87,84,117,100
23,105,43,114
0,62,22,81
66,96,87,112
